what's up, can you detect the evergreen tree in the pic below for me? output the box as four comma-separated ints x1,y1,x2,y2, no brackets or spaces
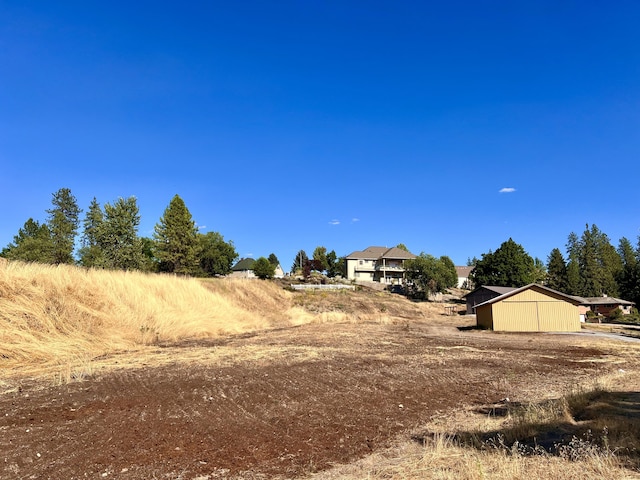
618,237,639,303
267,253,280,267
198,231,238,276
291,250,308,273
546,248,568,292
469,238,534,288
325,250,339,278
78,197,105,268
592,225,621,296
46,188,81,264
153,195,200,275
253,256,276,279
100,197,144,270
570,224,622,297
565,232,581,295
1,218,53,262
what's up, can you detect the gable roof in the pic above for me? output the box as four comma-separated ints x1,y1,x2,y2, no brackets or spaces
345,246,416,260
463,285,516,298
232,257,256,271
475,283,583,309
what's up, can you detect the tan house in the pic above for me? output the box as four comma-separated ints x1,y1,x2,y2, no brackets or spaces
345,246,416,284
476,284,582,332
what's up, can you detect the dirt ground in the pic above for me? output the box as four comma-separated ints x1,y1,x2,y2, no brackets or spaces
0,319,634,479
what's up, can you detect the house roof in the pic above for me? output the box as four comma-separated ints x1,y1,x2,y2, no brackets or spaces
575,296,635,306
475,283,583,309
232,257,256,271
455,266,473,277
463,285,516,299
345,246,417,260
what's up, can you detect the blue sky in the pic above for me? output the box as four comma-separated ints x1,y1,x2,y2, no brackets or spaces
1,1,639,268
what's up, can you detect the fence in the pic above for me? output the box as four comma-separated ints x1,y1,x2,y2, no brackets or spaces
291,284,355,291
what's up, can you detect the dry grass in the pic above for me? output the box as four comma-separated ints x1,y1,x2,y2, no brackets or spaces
0,262,297,374
0,261,452,378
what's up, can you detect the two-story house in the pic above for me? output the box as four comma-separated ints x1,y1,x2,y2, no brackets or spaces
345,246,417,284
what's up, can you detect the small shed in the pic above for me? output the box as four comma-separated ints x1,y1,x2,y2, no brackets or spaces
476,284,581,332
464,285,516,314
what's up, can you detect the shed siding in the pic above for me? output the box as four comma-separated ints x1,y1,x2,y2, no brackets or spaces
493,302,539,331
477,285,581,332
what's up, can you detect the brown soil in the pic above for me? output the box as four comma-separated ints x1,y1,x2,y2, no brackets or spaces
0,320,628,479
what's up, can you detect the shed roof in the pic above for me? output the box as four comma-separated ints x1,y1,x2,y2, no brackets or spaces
463,285,516,299
475,283,583,309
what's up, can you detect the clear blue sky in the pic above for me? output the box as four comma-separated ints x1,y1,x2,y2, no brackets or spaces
2,1,639,268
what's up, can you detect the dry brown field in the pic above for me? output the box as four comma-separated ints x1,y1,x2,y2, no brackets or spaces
2,262,640,479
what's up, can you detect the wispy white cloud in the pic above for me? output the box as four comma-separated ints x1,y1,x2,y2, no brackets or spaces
351,217,360,223
329,219,340,225
499,187,516,193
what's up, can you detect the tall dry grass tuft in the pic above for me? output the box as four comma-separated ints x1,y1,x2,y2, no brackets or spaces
0,262,297,373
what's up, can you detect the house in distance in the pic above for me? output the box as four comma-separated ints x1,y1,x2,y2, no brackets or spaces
345,246,416,285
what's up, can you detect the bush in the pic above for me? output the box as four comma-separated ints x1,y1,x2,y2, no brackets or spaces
608,307,623,321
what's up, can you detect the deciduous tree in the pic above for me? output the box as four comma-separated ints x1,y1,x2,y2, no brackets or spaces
470,238,534,288
253,256,276,279
198,232,238,276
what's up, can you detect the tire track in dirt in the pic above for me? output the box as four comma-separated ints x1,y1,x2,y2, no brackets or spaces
0,323,614,479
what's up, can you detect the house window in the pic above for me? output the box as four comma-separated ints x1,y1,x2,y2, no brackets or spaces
359,260,363,265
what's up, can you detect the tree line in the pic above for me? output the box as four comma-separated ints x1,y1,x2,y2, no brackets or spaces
468,224,640,307
1,188,239,277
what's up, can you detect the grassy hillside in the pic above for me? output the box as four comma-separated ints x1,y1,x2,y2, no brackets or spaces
0,260,446,375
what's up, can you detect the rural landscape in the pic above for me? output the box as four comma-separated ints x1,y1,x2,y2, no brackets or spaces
3,2,640,479
2,258,640,479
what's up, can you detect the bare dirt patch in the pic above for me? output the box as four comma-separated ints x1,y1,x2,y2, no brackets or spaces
0,321,632,479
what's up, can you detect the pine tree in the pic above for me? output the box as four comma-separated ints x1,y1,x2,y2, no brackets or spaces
618,237,638,303
565,232,581,295
267,253,280,267
546,248,568,292
1,218,53,262
100,197,144,270
46,188,81,264
78,197,105,268
153,194,200,275
291,250,308,273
